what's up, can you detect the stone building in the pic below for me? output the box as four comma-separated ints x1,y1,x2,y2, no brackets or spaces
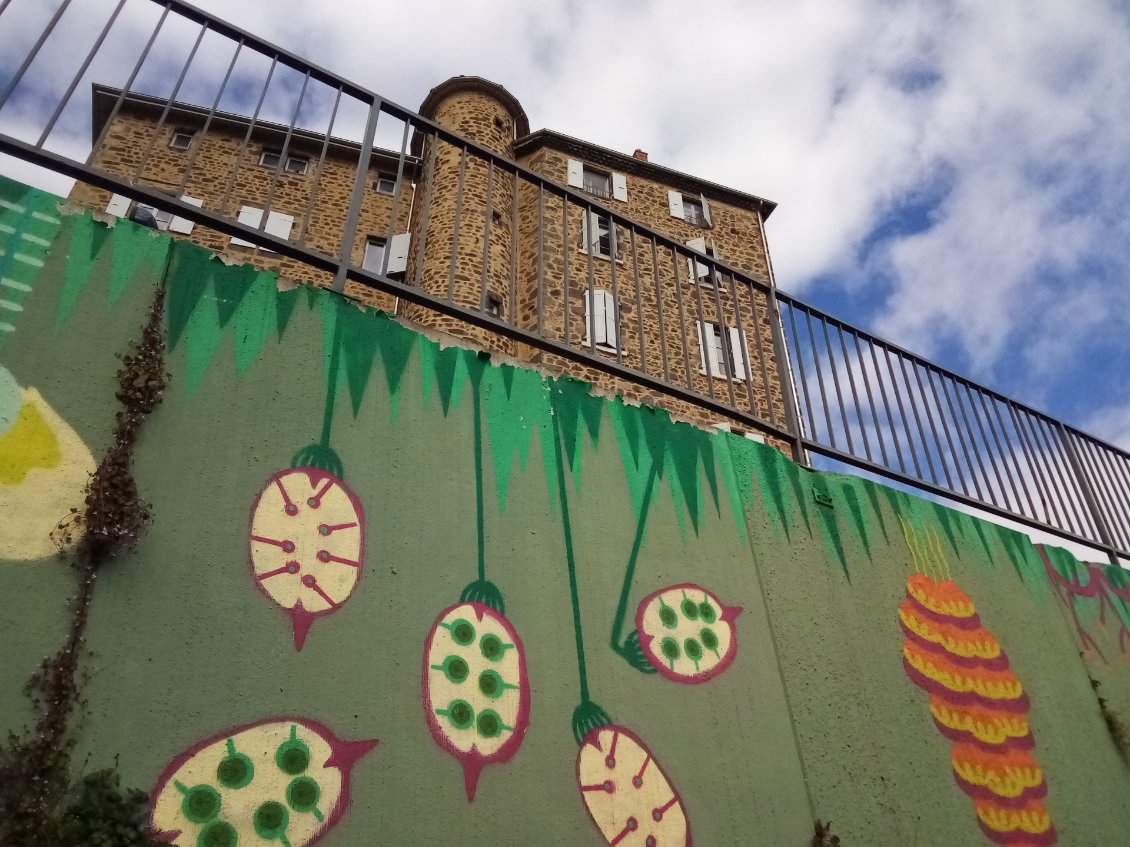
70,76,788,443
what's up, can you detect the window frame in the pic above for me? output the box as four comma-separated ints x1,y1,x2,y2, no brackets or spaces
698,321,748,381
169,129,194,151
373,174,397,195
581,167,612,200
362,236,387,273
259,149,309,175
582,210,618,260
584,288,620,351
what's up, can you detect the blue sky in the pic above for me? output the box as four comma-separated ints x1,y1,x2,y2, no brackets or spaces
1,0,1128,454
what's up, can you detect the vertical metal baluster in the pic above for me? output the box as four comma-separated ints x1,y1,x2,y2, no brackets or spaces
974,391,1018,513
883,345,920,477
562,196,571,346
1021,413,1069,531
852,331,887,467
787,305,817,446
0,0,17,19
962,383,1010,510
1041,417,1097,538
297,86,342,247
509,170,518,325
806,311,835,447
688,253,719,404
584,204,597,353
837,322,869,461
822,319,853,453
0,0,76,110
704,258,737,409
410,131,437,288
937,373,977,499
912,360,949,489
86,3,171,167
219,55,278,215
1008,404,1061,527
738,280,773,426
630,228,646,374
923,366,960,493
996,401,1039,520
1083,439,1130,553
130,20,210,188
377,116,413,269
479,158,494,313
1098,444,1130,548
609,219,622,366
896,353,933,482
650,238,670,383
446,145,467,303
536,185,545,336
868,336,905,473
671,246,698,395
1072,434,1128,554
258,69,313,236
37,0,129,146
333,97,379,293
986,394,1033,518
177,38,245,197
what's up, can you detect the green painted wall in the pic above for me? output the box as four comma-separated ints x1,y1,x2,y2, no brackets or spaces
1,174,1129,846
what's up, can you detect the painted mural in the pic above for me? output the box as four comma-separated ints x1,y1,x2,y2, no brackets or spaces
899,519,1056,846
3,172,1130,845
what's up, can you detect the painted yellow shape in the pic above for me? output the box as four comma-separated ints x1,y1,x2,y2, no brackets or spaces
425,603,523,757
0,388,94,560
151,721,344,847
639,586,734,677
0,396,60,483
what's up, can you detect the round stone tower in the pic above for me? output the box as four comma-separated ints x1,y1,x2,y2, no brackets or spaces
402,76,529,357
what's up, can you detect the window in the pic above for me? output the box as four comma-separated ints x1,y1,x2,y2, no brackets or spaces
668,190,712,227
567,159,628,201
362,237,386,273
259,149,309,175
230,205,295,249
486,293,503,318
585,289,619,349
686,237,719,284
698,321,748,380
169,130,194,150
582,210,616,258
373,174,397,195
105,192,203,234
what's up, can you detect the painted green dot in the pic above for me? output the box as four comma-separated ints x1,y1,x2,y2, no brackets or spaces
681,598,699,619
443,655,470,683
216,754,253,789
197,820,237,847
477,709,502,738
286,776,321,813
701,628,719,651
451,619,475,645
447,699,474,729
699,601,717,623
254,801,289,840
684,638,703,661
480,633,503,661
658,605,678,628
660,637,680,660
276,739,310,776
478,669,505,698
181,784,221,824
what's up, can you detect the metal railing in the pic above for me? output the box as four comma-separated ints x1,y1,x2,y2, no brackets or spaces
0,0,1126,562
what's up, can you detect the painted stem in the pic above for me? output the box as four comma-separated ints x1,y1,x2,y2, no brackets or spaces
610,459,659,654
552,410,590,703
472,378,485,582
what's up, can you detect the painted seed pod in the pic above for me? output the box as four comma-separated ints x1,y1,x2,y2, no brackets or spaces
635,584,741,683
577,725,691,847
423,601,530,800
150,717,376,847
249,467,365,650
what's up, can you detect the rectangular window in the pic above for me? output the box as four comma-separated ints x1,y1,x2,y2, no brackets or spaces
169,130,194,150
373,174,397,195
686,237,718,284
486,293,503,318
259,149,309,175
668,190,712,227
582,210,616,258
362,237,386,273
698,321,747,380
568,159,628,201
585,289,619,349
582,168,611,199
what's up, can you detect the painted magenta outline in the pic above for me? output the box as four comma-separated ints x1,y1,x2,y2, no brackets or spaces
635,582,742,684
248,466,366,650
421,600,531,801
576,723,693,847
149,715,377,845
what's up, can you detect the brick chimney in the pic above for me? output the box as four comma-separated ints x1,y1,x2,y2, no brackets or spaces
633,149,648,161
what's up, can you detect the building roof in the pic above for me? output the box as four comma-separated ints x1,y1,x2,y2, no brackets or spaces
89,84,419,173
513,129,777,219
417,76,531,138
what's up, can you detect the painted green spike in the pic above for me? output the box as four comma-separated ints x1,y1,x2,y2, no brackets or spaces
637,404,670,472
612,401,643,473
232,270,278,376
992,523,1027,583
108,222,168,304
164,245,214,351
862,483,889,543
669,432,705,535
56,213,112,327
417,335,437,406
305,284,320,309
930,502,962,558
839,482,872,559
748,440,791,540
715,435,747,541
500,364,515,398
275,285,301,338
811,474,849,580
213,262,257,328
549,377,603,486
484,365,542,511
663,448,690,537
183,278,224,395
338,302,380,417
783,462,812,533
969,515,995,560
374,313,414,420
699,435,720,518
433,344,469,415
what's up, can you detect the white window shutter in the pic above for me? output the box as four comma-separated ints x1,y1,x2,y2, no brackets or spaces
612,173,628,202
265,211,294,240
700,194,712,226
106,194,131,217
168,195,203,234
386,233,410,273
601,290,617,346
686,237,708,280
698,321,714,374
567,159,584,189
230,205,263,247
727,328,748,380
667,190,684,218
580,210,591,251
585,290,605,346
